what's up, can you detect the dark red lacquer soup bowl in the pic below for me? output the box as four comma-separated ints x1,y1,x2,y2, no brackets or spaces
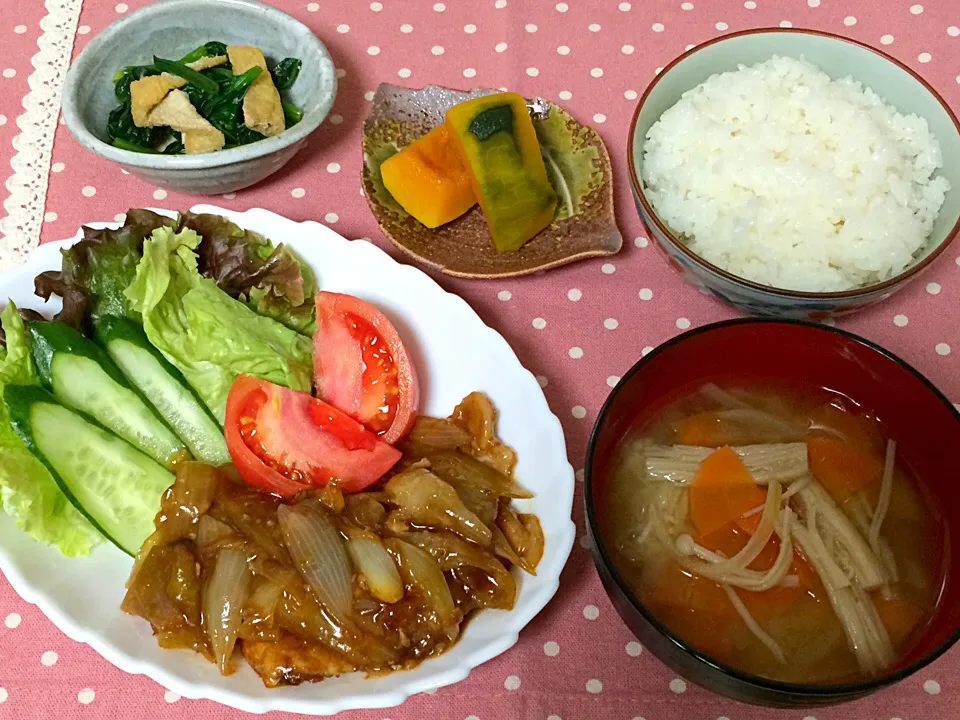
584,319,960,707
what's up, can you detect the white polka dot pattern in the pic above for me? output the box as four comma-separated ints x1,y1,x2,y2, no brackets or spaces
7,4,959,720
40,651,58,666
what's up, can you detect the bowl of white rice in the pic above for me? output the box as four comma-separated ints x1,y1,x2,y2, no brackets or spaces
628,29,960,318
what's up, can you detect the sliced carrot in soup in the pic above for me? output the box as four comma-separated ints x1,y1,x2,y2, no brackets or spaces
689,447,767,538
648,564,740,658
649,564,737,618
673,412,732,447
695,522,746,558
696,519,821,620
736,510,763,535
807,435,884,502
808,402,884,455
872,594,925,647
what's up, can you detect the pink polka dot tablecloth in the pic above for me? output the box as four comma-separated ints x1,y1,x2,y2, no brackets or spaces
1,0,959,718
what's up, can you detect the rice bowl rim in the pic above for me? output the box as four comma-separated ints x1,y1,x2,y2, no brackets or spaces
626,27,960,301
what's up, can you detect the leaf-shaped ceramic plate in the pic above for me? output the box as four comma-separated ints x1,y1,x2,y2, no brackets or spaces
362,84,622,278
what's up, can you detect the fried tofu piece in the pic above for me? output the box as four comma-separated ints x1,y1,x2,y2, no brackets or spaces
156,55,227,86
226,45,285,137
183,127,225,154
130,75,186,127
186,54,227,71
146,89,225,153
145,89,216,132
242,635,355,688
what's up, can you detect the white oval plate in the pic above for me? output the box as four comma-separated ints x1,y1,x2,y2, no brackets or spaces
0,206,575,715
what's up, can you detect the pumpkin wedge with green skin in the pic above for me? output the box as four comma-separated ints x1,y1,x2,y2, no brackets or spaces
445,92,557,253
361,83,621,279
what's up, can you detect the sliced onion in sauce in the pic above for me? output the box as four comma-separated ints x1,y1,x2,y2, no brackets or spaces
203,547,251,674
452,391,497,450
385,538,460,638
518,513,545,572
245,577,283,624
385,468,493,546
428,452,532,499
196,515,236,550
403,416,472,455
342,494,387,530
401,530,517,610
278,502,353,621
347,537,404,603
491,525,524,568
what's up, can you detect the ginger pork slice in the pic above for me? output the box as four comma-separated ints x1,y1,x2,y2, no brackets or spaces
242,635,356,688
226,45,285,137
130,75,186,127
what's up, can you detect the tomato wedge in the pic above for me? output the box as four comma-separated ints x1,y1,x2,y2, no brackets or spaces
224,375,402,496
313,292,419,445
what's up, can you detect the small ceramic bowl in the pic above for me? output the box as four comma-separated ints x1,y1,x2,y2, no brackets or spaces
585,319,960,706
628,29,960,319
61,0,336,195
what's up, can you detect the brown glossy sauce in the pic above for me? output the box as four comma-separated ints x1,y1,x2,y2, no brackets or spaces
123,394,543,687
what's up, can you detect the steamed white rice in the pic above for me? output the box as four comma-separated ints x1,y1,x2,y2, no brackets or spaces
641,56,950,292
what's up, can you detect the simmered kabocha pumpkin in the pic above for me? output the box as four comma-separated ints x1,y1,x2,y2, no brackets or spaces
380,124,476,229
445,93,557,252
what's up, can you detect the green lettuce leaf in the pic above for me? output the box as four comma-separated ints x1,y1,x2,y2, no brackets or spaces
34,209,175,328
178,211,317,333
125,227,313,422
247,286,317,335
0,303,100,556
33,209,316,334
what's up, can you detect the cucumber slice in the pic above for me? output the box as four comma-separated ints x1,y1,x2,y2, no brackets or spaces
3,385,173,556
30,322,187,468
95,316,229,464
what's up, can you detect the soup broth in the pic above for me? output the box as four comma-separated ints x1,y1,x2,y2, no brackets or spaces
600,382,944,685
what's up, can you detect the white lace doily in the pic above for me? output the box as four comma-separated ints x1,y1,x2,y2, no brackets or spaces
0,0,83,272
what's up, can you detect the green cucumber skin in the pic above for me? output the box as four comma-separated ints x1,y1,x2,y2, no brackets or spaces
95,316,229,464
30,321,186,467
30,321,128,388
94,316,194,389
3,385,172,556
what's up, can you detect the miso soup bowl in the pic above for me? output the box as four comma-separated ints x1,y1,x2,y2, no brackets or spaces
584,319,960,707
628,29,960,319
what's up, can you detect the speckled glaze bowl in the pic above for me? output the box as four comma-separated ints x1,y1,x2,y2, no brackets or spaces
61,0,336,195
628,28,960,319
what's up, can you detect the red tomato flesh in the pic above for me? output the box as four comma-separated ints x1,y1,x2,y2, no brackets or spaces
313,292,418,444
225,374,402,496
